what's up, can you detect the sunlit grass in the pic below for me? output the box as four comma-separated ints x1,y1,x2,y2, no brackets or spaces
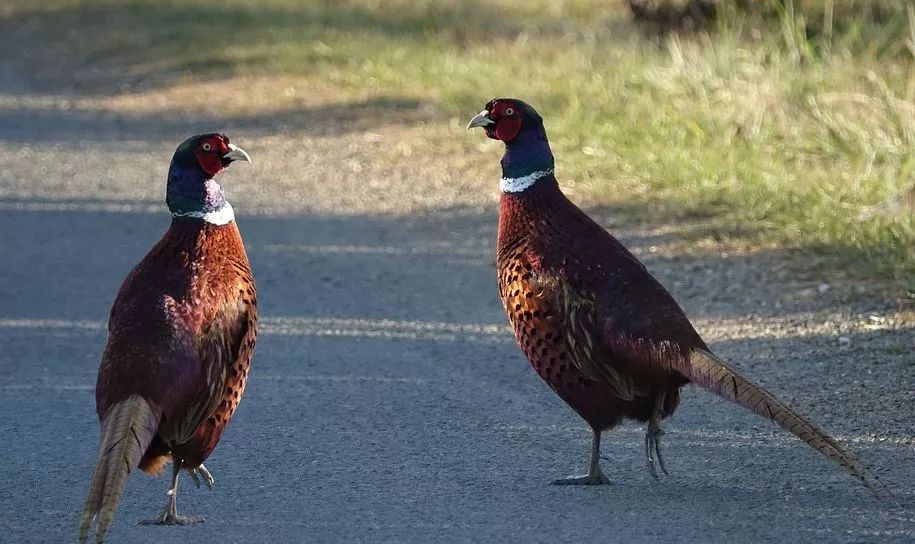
3,0,914,283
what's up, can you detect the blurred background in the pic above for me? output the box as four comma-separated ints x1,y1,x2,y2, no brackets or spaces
1,0,913,287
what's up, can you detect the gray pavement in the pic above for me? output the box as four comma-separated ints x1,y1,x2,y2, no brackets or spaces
1,203,913,543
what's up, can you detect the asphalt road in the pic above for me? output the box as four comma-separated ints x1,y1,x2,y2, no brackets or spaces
1,74,914,543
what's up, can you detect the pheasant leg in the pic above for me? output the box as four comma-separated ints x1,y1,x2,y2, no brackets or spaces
645,393,670,480
552,429,610,485
139,462,205,526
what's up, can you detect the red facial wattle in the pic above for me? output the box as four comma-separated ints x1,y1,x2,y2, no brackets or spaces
494,116,522,142
196,153,224,177
195,137,230,177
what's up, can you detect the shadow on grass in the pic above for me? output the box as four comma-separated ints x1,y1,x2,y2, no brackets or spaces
0,0,562,95
588,200,915,290
0,96,428,142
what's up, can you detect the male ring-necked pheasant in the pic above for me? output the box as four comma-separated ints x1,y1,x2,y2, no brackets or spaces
79,134,258,543
469,98,885,493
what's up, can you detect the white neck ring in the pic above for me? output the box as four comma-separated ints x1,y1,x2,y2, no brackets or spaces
172,202,235,225
499,169,553,193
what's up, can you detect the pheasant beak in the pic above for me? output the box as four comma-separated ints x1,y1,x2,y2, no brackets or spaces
222,143,252,164
466,110,495,130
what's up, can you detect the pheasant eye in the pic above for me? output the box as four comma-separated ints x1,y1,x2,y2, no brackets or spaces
505,107,514,116
202,142,212,151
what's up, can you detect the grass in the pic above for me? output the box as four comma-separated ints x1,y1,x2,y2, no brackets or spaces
2,0,914,286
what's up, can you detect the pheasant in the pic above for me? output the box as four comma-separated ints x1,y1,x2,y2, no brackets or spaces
468,98,885,493
79,134,258,543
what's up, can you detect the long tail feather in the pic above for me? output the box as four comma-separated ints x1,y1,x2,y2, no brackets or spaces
686,348,891,498
79,395,159,543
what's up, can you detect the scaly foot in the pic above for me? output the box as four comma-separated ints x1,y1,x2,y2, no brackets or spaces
189,464,215,490
139,461,206,527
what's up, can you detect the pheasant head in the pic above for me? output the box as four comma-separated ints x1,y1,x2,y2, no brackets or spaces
166,133,251,224
468,98,554,193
